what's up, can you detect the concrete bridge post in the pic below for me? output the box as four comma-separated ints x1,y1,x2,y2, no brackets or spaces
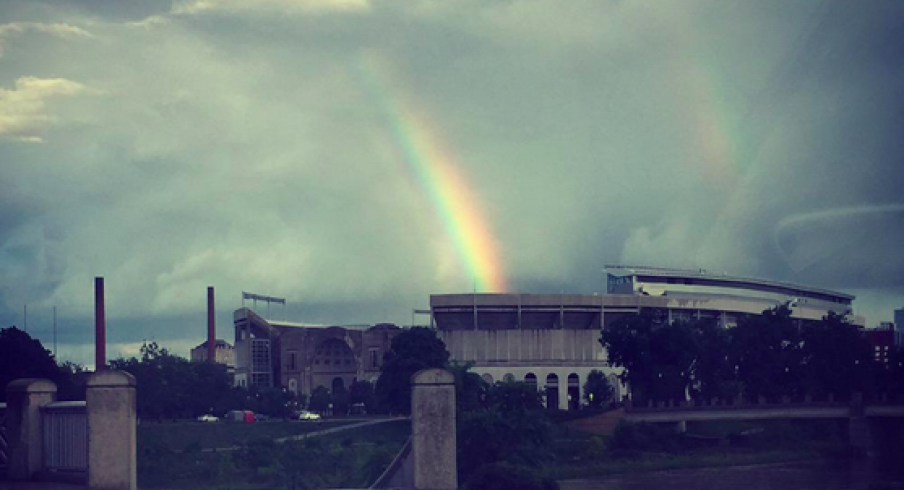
87,370,137,490
411,368,457,490
847,392,872,456
5,379,57,480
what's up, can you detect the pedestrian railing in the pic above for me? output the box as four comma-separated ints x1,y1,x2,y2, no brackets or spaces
41,401,88,474
0,402,8,474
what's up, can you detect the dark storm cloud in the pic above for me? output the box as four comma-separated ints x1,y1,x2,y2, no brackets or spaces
2,0,903,360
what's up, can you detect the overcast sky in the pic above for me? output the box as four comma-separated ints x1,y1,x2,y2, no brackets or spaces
1,0,903,366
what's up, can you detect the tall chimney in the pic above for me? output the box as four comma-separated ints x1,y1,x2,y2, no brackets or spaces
207,286,216,363
95,277,106,371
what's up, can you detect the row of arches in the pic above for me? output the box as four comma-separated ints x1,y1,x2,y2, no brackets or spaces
480,371,619,410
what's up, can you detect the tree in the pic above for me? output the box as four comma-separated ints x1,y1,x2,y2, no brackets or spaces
375,327,450,414
0,326,74,402
601,314,698,402
583,370,613,408
331,384,350,416
458,382,552,484
690,318,737,399
729,304,802,400
110,341,239,420
309,386,330,414
799,312,872,398
448,361,489,412
349,379,376,413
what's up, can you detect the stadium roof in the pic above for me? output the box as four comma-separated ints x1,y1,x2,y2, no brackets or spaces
605,265,855,301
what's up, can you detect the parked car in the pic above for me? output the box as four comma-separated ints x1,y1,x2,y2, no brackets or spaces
254,413,270,422
225,410,256,423
296,410,321,421
197,414,219,423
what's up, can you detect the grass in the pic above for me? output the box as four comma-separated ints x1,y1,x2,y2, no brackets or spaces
137,419,411,489
543,417,852,481
138,420,355,451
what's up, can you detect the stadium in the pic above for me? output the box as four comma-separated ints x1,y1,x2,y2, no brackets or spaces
234,266,860,410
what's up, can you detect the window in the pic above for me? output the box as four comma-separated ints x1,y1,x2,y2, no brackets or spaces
369,348,379,369
288,351,297,371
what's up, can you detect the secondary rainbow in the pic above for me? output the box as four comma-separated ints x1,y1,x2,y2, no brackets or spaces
356,55,508,293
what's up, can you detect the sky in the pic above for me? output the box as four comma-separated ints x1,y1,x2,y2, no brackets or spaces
1,0,903,367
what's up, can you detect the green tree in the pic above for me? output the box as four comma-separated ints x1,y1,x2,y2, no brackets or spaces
448,361,489,412
691,317,737,399
458,382,552,483
309,386,330,414
349,379,376,412
375,327,450,414
0,326,80,402
729,304,802,400
583,370,613,408
331,384,350,416
799,312,872,398
110,341,239,420
601,314,698,402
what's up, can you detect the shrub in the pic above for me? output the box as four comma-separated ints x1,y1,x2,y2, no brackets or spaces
464,463,559,490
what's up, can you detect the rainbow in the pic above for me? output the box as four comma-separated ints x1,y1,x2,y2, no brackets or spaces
355,55,508,293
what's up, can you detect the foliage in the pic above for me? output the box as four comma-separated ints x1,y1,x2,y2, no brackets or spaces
138,419,411,489
374,326,450,414
583,369,614,408
690,318,736,399
601,314,697,402
729,304,803,400
457,381,553,482
607,421,683,454
463,462,559,490
602,304,880,403
799,311,873,397
331,384,350,416
348,379,376,413
449,361,490,412
308,386,330,414
110,341,244,420
0,326,85,402
487,380,545,414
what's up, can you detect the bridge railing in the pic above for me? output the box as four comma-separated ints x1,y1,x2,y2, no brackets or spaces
41,401,88,475
0,402,7,475
625,392,904,413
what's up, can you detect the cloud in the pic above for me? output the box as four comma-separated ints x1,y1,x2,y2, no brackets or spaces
0,22,92,57
773,204,904,284
0,77,86,142
2,0,904,358
172,0,370,15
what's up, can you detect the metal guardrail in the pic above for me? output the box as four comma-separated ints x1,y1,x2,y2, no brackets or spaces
42,401,88,473
369,436,412,489
0,402,8,473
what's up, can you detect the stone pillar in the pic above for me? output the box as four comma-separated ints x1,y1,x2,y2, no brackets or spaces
558,377,569,412
411,368,456,490
87,370,137,490
5,379,57,480
848,393,872,456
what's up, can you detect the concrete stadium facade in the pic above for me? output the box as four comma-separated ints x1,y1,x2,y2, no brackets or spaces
234,266,860,410
233,308,401,395
429,266,860,410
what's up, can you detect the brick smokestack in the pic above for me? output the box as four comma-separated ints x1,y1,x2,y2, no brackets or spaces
207,286,216,363
95,277,106,371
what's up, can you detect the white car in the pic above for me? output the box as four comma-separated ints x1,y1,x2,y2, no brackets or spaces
197,414,219,422
296,411,321,421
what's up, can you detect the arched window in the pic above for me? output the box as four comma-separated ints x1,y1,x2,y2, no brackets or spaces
503,373,515,383
567,373,580,410
481,373,494,384
525,373,538,389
